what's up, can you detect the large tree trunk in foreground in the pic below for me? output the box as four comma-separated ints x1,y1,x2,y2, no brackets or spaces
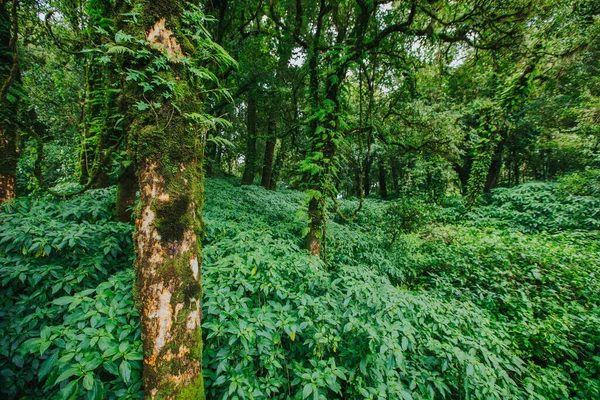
131,4,205,398
0,0,18,204
135,159,204,399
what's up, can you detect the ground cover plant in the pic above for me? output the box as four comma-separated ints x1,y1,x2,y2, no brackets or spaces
1,177,599,399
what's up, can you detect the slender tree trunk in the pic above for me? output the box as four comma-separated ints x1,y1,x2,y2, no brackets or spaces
0,0,18,203
306,196,323,256
485,141,504,192
354,164,361,196
390,155,399,195
379,158,387,199
363,153,371,196
455,154,472,196
270,138,286,191
261,119,276,190
115,163,136,222
241,92,257,185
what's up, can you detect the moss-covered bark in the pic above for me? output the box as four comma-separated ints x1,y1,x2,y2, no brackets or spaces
135,160,205,400
260,119,276,190
130,2,206,398
115,162,137,222
378,158,387,199
0,0,18,204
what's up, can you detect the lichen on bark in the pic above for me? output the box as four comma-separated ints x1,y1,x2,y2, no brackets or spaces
129,3,209,398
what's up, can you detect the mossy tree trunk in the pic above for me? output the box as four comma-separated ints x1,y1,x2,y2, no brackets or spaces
0,0,18,204
261,119,276,190
130,2,207,398
378,158,387,199
389,155,399,195
485,140,504,192
115,162,136,222
270,137,287,191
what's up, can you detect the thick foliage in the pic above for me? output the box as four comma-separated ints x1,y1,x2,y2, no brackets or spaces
468,182,600,233
1,179,598,399
0,189,141,399
202,231,527,399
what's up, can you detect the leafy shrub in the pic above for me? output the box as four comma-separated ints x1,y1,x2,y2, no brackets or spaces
469,182,600,232
399,225,600,398
202,230,530,399
557,168,600,197
0,189,141,399
2,179,598,399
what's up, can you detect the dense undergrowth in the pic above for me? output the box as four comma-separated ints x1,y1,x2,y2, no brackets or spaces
1,173,599,399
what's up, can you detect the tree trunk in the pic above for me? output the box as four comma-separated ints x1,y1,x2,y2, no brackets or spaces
378,158,387,199
131,4,206,398
241,92,257,185
306,196,323,256
485,141,504,192
455,155,472,196
354,164,361,197
115,162,136,222
261,119,276,190
270,138,286,191
0,0,18,204
135,159,204,399
363,154,371,196
389,155,399,195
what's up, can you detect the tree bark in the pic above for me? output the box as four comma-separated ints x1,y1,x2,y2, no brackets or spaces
485,141,504,192
241,92,257,185
270,138,286,191
306,196,323,256
363,153,372,196
261,119,276,190
115,162,136,222
0,0,18,204
455,155,472,196
130,4,206,398
378,158,387,199
389,155,399,195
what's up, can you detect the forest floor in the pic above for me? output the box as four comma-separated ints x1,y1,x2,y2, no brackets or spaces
1,177,599,399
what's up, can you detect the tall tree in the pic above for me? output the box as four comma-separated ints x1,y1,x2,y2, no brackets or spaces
103,1,235,397
272,0,533,256
0,0,18,203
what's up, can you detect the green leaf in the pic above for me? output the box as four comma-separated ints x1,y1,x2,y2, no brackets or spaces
55,366,79,385
83,372,94,390
38,352,59,380
53,296,76,306
466,364,474,376
59,379,79,399
119,360,131,384
302,383,313,398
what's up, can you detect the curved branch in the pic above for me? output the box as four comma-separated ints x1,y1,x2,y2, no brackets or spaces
44,11,81,55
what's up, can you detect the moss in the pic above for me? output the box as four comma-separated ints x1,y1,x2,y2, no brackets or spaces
175,375,205,400
189,325,203,361
155,193,191,242
142,0,185,24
